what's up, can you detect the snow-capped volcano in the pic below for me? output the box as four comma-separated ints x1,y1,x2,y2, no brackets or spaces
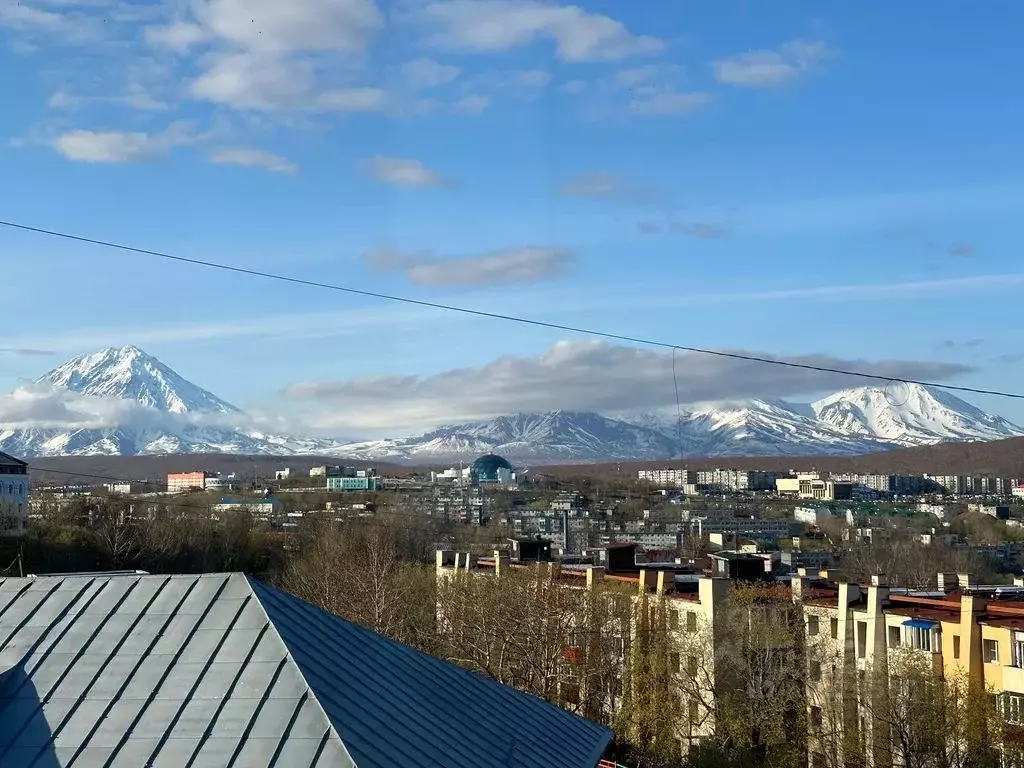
1,346,334,458
40,346,238,415
812,383,1024,447
672,399,892,457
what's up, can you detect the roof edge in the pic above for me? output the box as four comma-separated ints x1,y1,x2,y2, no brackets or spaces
244,575,359,768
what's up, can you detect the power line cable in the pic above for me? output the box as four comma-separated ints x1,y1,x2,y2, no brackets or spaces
2,218,1022,400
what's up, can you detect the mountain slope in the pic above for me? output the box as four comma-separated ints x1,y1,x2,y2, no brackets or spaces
675,399,892,457
335,411,678,462
1,346,333,458
812,383,1024,447
40,346,239,414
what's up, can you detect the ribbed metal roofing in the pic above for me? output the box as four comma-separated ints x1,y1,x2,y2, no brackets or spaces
0,573,612,768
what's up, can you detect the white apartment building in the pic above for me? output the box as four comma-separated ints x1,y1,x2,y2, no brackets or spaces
0,451,29,534
638,468,698,487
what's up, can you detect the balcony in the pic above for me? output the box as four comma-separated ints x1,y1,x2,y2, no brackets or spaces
1003,665,1024,695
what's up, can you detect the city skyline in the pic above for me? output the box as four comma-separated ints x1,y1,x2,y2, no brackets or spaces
3,0,1024,433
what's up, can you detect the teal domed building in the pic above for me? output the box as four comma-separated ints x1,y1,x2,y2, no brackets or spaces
471,454,516,484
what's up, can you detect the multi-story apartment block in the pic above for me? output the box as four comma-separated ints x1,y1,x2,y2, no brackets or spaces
696,469,783,492
166,471,211,493
437,542,1024,767
638,468,698,487
0,451,29,534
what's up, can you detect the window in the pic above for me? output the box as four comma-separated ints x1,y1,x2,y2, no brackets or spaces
669,609,679,630
687,655,698,677
687,611,697,633
810,706,822,731
808,615,820,636
908,625,935,652
953,635,961,660
810,660,822,682
1013,632,1024,668
1003,694,1024,725
830,617,839,639
857,621,867,658
670,653,681,673
888,626,902,648
985,639,1000,664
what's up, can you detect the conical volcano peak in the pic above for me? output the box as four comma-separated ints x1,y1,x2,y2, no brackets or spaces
37,346,240,415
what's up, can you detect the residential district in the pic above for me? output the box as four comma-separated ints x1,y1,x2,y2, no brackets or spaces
7,447,1024,766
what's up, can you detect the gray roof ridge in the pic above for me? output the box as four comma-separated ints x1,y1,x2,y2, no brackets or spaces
243,574,359,768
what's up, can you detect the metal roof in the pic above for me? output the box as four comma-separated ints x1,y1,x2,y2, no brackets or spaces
0,452,28,468
0,573,612,768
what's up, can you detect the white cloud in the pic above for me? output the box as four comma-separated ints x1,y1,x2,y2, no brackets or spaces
209,146,298,174
0,383,255,432
145,21,209,52
51,122,197,163
282,340,974,432
630,90,712,116
453,94,490,114
401,57,460,88
147,0,385,113
2,304,452,354
48,84,169,112
713,39,835,88
0,0,102,42
317,87,386,112
190,50,387,112
191,51,313,110
191,0,382,55
419,0,664,61
513,69,552,87
558,170,657,203
0,0,68,31
364,245,574,287
362,155,451,188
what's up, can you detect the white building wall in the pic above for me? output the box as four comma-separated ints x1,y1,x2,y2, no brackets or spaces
0,458,30,534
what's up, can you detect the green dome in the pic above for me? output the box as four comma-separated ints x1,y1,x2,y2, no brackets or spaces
471,454,514,482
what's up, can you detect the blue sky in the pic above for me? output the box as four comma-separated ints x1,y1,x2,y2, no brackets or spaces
2,0,1024,435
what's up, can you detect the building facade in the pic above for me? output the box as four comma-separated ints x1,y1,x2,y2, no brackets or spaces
166,471,210,493
326,476,381,491
0,451,29,534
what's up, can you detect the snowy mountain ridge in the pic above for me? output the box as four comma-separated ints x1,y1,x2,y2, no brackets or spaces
2,346,1022,460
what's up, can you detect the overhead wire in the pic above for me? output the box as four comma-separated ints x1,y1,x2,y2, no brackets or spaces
2,218,1022,401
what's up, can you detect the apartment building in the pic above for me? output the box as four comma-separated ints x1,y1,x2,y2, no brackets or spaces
437,543,1024,766
435,544,770,756
697,469,782,492
0,450,29,534
798,570,1024,767
638,468,698,487
166,471,211,493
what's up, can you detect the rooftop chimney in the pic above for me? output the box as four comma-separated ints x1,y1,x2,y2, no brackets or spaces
493,549,509,578
957,572,973,589
937,572,958,592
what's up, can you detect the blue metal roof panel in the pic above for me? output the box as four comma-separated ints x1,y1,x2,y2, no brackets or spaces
0,573,351,767
248,576,613,768
1,573,610,767
902,618,938,629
